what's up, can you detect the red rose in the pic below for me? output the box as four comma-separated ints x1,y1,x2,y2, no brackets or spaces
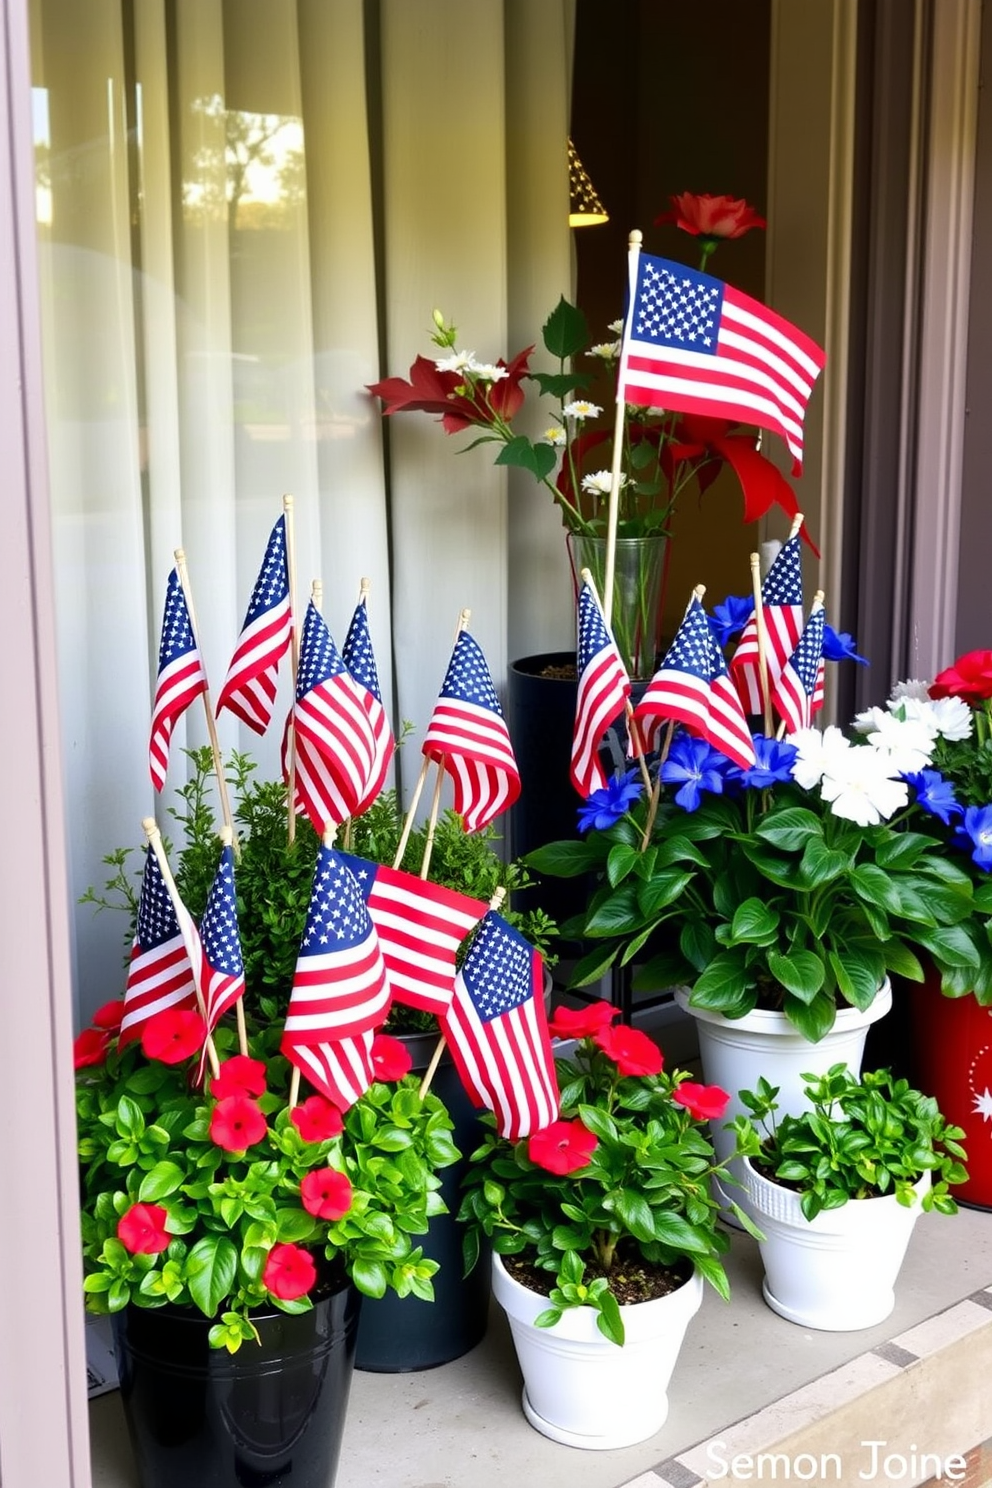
117,1202,171,1255
547,1001,619,1041
654,191,766,240
91,999,125,1032
210,1094,268,1153
291,1096,344,1144
673,1081,732,1122
300,1167,353,1221
74,1027,110,1069
528,1118,598,1175
141,1007,206,1065
262,1243,317,1301
930,650,992,704
210,1055,267,1101
593,1023,664,1077
371,1034,413,1083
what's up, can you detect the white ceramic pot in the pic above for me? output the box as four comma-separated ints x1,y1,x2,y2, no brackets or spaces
491,1252,703,1450
740,1158,929,1331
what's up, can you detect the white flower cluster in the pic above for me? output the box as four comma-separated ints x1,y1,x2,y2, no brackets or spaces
433,352,508,383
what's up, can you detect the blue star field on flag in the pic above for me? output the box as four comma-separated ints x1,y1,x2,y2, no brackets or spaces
148,568,207,791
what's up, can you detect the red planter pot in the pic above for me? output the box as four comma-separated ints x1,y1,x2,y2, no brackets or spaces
908,972,992,1209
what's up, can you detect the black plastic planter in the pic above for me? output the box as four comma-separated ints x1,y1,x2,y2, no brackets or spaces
112,1260,360,1488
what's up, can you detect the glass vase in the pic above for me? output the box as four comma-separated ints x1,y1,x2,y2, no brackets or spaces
567,533,668,681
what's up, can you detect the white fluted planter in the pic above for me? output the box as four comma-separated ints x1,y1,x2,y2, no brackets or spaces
740,1158,929,1330
491,1253,703,1450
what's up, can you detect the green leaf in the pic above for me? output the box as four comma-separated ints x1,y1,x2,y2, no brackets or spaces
880,939,924,982
766,949,825,1003
185,1235,238,1318
528,370,590,399
594,1290,625,1346
607,843,640,888
799,837,851,886
850,863,903,914
874,831,933,869
636,869,694,918
137,1161,186,1204
567,941,621,988
541,296,589,359
781,990,836,1042
115,1095,146,1141
583,884,644,938
730,898,781,945
754,807,823,851
679,920,717,973
493,436,557,481
612,1188,656,1243
525,840,604,879
689,951,750,1012
828,949,886,1010
914,923,981,971
351,1259,388,1299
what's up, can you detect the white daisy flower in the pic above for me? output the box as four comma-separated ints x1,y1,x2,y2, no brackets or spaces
587,341,621,361
787,726,851,790
860,710,935,775
467,360,508,382
581,470,627,497
927,695,974,742
607,319,624,336
563,400,602,421
819,746,909,825
542,426,567,447
434,350,474,373
852,704,886,736
889,678,932,702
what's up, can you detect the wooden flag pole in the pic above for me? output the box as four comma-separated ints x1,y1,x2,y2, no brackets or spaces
419,761,447,880
603,227,643,629
174,549,238,857
284,495,301,847
775,586,824,740
580,566,651,793
417,885,506,1101
749,553,773,737
639,585,704,851
141,816,221,1081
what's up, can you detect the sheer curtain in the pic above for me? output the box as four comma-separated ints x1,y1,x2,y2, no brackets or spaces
29,0,573,1018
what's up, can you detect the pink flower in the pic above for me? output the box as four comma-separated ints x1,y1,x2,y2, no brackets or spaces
210,1056,267,1101
371,1034,413,1082
74,1027,110,1069
209,1095,268,1153
547,1001,619,1041
91,999,125,1032
291,1096,344,1144
263,1243,317,1301
654,191,766,240
528,1118,598,1175
593,1023,664,1077
300,1168,353,1221
117,1202,170,1255
141,1008,206,1065
673,1082,732,1122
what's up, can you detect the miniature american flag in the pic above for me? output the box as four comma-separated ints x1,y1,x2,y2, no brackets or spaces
342,595,394,814
730,533,805,714
216,516,292,735
571,582,631,798
289,602,377,829
148,569,207,792
422,630,520,832
772,600,826,734
282,845,391,1043
441,911,559,1141
283,1029,376,1112
119,848,199,1048
195,843,245,1036
634,594,756,770
617,254,825,473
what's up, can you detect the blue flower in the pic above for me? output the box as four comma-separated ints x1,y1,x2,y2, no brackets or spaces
904,769,961,825
954,803,992,871
660,733,728,813
577,769,643,833
822,624,869,666
725,734,798,790
709,594,754,648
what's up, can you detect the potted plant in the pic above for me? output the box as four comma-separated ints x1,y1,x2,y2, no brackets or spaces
731,1064,968,1330
457,999,757,1450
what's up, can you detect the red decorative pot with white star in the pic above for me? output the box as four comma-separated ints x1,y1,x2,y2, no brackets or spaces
909,970,992,1209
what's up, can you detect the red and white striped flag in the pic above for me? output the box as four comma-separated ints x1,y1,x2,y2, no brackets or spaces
773,599,827,734
571,581,631,798
730,533,804,714
441,911,559,1141
423,630,520,832
148,568,207,792
634,594,756,770
192,842,245,1037
119,848,199,1048
617,253,825,473
216,516,292,735
342,595,394,814
282,1028,376,1113
288,601,377,830
339,851,487,1015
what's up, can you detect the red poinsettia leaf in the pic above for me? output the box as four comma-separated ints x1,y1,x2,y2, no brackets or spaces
489,345,535,421
711,436,820,556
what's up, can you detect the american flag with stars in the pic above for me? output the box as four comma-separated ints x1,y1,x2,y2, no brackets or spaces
772,598,827,734
148,568,207,791
440,911,558,1141
422,630,520,833
571,581,631,798
339,851,487,1015
730,532,805,714
216,516,293,735
193,842,246,1038
288,602,378,831
342,596,395,814
617,253,826,473
282,845,391,1044
282,1028,376,1113
634,594,756,770
118,848,199,1048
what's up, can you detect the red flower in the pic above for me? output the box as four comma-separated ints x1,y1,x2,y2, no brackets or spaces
117,1202,171,1255
300,1167,353,1221
930,650,992,704
291,1096,344,1144
368,346,532,436
593,1023,664,1077
210,1094,268,1153
673,1081,732,1122
141,1007,206,1065
74,1027,110,1069
547,1001,619,1041
528,1118,598,1175
370,1034,413,1083
91,999,125,1032
654,191,766,240
262,1243,317,1301
210,1055,267,1101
